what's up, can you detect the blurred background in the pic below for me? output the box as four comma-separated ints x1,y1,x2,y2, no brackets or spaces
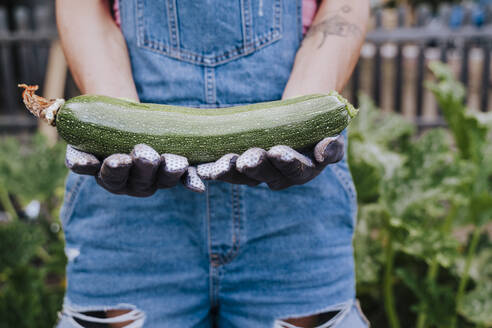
0,0,491,327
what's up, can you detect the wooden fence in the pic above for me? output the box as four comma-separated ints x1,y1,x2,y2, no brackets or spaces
1,2,492,133
342,3,492,128
0,3,57,132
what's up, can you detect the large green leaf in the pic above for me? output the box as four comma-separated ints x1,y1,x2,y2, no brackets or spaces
349,94,415,148
427,61,488,163
458,283,492,326
396,268,456,327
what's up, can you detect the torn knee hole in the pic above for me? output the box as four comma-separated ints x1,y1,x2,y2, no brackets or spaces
75,310,131,328
279,310,340,328
65,307,145,328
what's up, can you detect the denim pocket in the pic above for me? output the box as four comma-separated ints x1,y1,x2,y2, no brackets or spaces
135,0,282,66
59,172,89,227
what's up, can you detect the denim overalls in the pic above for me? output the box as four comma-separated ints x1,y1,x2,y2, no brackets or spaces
57,1,367,327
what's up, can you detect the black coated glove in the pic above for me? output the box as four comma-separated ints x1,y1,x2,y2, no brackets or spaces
196,136,344,190
65,144,205,196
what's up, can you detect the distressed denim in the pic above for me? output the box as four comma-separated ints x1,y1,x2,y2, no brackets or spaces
57,0,367,327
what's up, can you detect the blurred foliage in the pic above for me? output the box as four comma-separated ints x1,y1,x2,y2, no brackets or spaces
386,0,460,10
0,62,491,328
0,133,66,205
351,62,492,328
0,134,67,328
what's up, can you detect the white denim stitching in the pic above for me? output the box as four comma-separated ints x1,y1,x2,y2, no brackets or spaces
61,302,145,328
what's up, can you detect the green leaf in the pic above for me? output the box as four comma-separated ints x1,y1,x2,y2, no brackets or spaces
468,193,492,227
0,265,63,328
399,227,460,268
350,93,415,148
0,221,44,271
427,61,488,163
396,267,456,327
0,134,67,206
349,140,405,203
458,283,492,326
354,204,388,284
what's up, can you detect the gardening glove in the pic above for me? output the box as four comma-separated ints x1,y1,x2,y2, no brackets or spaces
65,144,205,196
196,135,344,190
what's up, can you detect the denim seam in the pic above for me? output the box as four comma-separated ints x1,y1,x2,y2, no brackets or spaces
329,164,357,205
205,185,218,306
210,185,241,267
220,184,241,265
204,67,216,104
138,31,281,67
297,0,303,43
206,184,220,267
242,0,253,47
330,164,358,229
135,0,282,65
274,0,282,35
210,267,220,308
166,0,179,50
60,175,88,227
135,0,145,48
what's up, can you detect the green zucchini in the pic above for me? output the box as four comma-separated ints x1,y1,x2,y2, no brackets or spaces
19,84,358,164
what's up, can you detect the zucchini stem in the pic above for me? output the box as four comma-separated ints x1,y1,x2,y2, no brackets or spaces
18,84,65,126
329,91,359,118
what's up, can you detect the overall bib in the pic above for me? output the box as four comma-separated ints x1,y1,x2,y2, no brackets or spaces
57,1,367,327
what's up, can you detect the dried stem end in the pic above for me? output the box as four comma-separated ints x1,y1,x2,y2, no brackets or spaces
18,84,65,126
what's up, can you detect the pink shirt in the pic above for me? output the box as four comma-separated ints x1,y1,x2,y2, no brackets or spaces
302,0,318,34
113,0,318,35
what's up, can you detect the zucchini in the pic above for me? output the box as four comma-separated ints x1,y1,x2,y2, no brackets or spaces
19,84,358,164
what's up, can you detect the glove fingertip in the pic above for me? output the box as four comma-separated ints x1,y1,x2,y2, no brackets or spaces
65,145,101,175
196,163,215,180
97,154,132,192
236,148,266,172
162,153,189,173
156,154,188,189
131,144,160,164
314,136,344,164
67,161,101,176
104,154,133,168
211,153,238,179
183,167,206,193
267,146,314,167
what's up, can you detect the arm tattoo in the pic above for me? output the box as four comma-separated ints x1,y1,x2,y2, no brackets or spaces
304,5,362,49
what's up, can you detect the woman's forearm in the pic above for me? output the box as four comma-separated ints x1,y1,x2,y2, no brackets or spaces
56,0,138,100
282,0,370,99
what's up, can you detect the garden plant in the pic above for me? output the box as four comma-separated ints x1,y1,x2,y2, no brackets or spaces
351,62,491,328
0,62,490,327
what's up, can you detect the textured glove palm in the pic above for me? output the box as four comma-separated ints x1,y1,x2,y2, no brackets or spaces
65,144,205,196
196,136,345,190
